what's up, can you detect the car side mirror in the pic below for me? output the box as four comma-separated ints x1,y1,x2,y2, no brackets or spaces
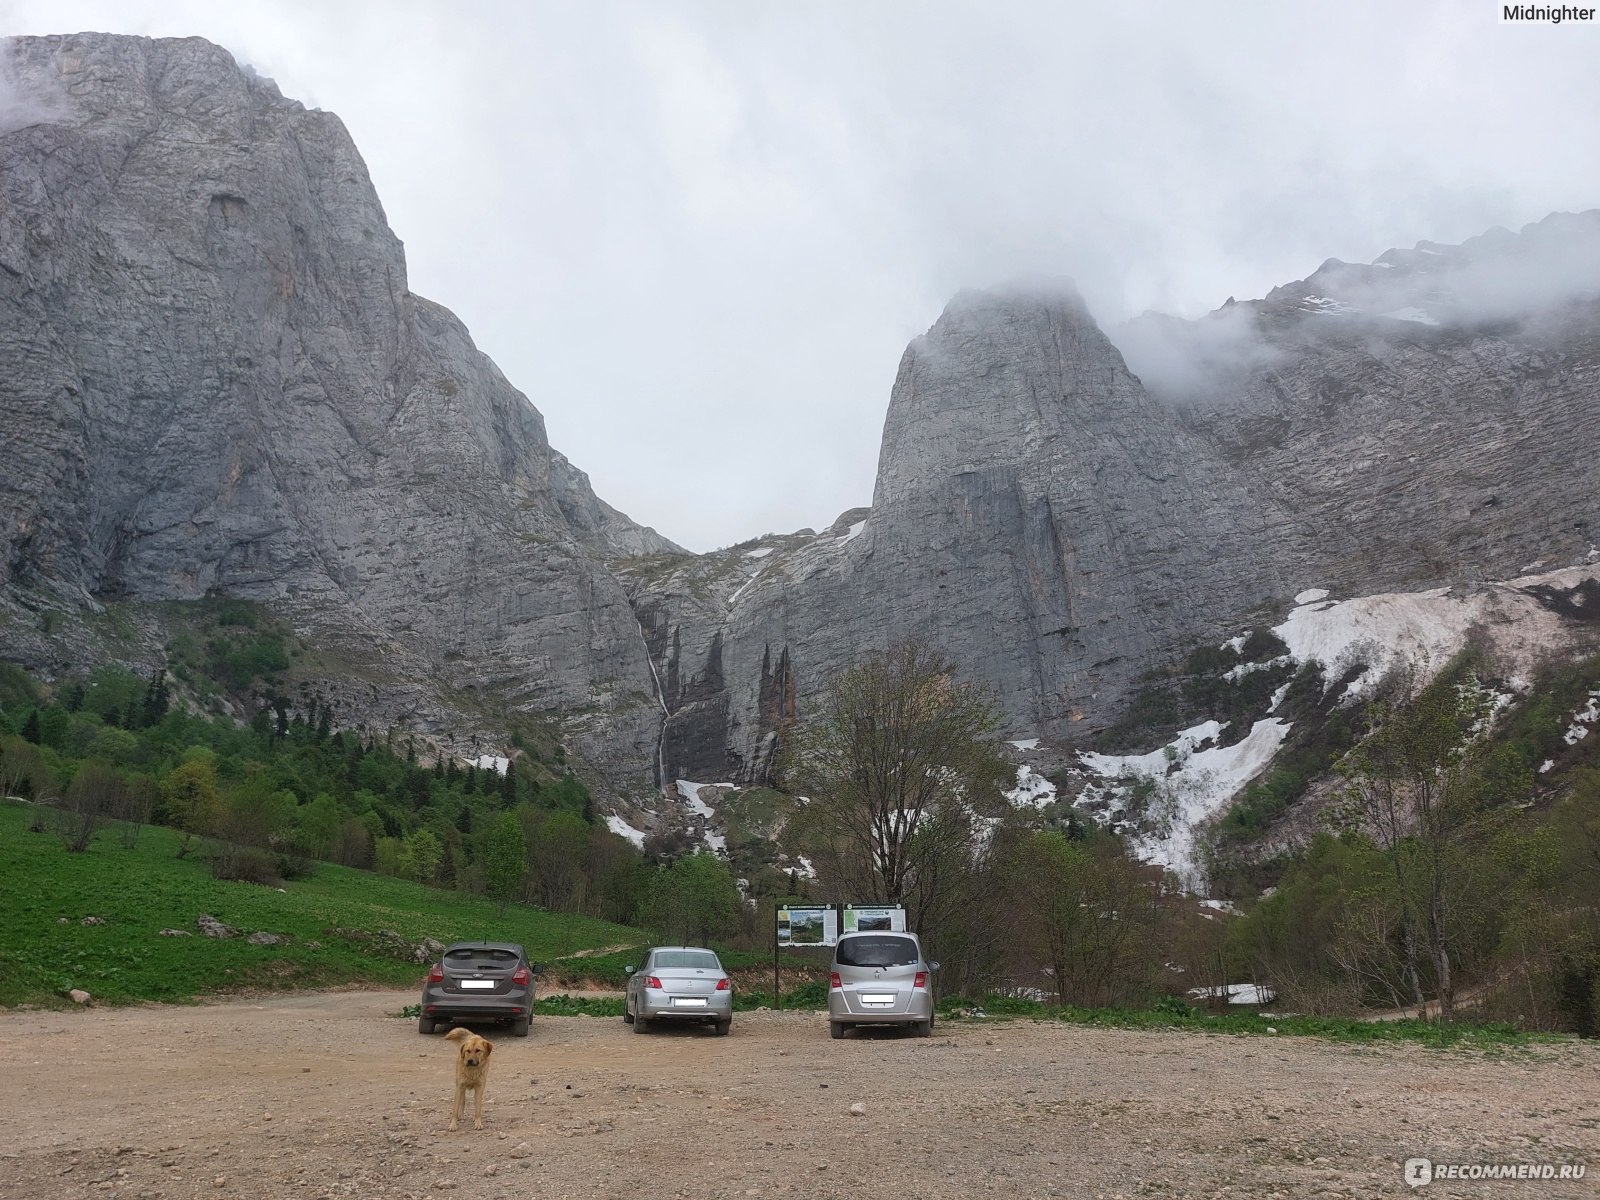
624,965,636,975
530,962,544,975
929,961,941,972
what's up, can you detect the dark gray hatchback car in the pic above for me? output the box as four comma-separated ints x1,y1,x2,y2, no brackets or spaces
418,941,536,1036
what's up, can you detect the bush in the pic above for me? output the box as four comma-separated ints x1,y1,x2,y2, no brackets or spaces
210,844,282,886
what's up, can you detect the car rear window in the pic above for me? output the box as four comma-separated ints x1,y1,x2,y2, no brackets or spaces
835,936,919,967
652,950,721,970
445,947,519,965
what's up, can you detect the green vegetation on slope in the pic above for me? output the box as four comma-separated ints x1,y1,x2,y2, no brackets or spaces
0,801,643,1007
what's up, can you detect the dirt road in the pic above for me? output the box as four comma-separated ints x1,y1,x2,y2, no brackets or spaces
2,990,1595,1200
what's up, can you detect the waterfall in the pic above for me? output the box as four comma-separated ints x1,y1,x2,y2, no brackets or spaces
636,618,669,794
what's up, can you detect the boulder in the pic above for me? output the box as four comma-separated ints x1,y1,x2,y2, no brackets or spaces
197,914,239,939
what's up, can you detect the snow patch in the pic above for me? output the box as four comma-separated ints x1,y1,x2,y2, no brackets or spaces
839,519,867,544
468,755,509,775
674,779,734,853
743,547,773,559
1008,737,1040,751
605,814,646,848
1007,765,1057,809
1565,691,1600,744
1224,655,1291,681
1221,633,1248,653
1079,719,1292,884
1294,588,1330,605
1301,296,1354,315
1189,983,1275,1005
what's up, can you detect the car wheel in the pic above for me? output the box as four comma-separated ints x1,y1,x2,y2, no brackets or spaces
511,1016,530,1037
622,1007,634,1025
418,1015,436,1035
714,1020,731,1037
912,1018,932,1038
829,1021,846,1040
633,1013,651,1034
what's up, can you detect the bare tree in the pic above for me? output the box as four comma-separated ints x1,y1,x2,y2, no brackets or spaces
780,641,1012,941
56,761,125,853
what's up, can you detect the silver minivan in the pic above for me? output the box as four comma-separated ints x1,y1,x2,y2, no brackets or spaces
827,930,936,1038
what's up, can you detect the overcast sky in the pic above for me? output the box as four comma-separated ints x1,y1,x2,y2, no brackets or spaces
8,1,1599,551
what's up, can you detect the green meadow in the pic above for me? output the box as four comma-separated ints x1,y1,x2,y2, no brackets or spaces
0,800,644,1007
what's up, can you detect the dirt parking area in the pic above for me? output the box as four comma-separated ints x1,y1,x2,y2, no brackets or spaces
1,990,1595,1200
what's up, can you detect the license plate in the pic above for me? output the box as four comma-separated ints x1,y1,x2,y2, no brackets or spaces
459,980,495,989
861,994,895,1004
672,997,708,1007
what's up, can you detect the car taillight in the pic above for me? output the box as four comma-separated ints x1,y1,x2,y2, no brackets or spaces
511,966,530,985
913,971,928,989
644,975,663,989
716,977,730,991
427,964,444,984
830,972,842,989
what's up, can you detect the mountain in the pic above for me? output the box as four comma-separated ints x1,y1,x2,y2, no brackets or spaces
632,219,1600,786
0,33,675,778
2,32,1597,813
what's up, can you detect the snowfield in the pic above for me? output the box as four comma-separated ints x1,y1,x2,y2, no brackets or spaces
1078,718,1292,884
675,779,732,853
605,814,646,848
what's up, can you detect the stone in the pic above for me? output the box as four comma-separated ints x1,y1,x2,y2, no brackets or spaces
246,931,286,945
197,915,238,939
69,989,91,1004
158,928,192,937
79,916,105,926
848,1102,867,1117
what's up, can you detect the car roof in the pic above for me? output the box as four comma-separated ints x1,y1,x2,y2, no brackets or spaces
649,945,718,952
443,941,525,954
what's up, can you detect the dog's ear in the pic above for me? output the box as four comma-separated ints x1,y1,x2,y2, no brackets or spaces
444,1027,468,1043
481,1041,493,1057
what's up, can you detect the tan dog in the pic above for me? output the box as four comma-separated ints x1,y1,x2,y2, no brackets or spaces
443,1027,493,1131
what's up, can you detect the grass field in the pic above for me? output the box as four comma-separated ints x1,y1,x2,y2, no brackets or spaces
0,800,645,1007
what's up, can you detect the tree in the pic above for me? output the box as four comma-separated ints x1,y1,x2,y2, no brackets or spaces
0,734,44,802
483,812,529,915
1337,655,1527,1019
1010,831,1159,1008
58,760,125,852
160,758,222,858
527,810,590,910
781,641,1011,937
640,850,741,945
295,793,342,860
400,828,444,884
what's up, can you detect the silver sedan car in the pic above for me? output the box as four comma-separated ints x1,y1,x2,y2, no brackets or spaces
828,931,936,1038
624,946,733,1036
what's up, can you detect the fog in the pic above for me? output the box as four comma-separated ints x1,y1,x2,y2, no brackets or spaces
7,1,1599,549
1114,210,1600,403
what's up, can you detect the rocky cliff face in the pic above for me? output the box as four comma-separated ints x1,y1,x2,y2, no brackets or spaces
0,34,675,780
3,33,1595,805
634,220,1600,783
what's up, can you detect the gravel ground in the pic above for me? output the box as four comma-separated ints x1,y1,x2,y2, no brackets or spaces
1,990,1595,1200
